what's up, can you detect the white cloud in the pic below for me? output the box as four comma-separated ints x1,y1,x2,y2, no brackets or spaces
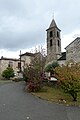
0,0,80,57
62,30,80,51
0,49,19,58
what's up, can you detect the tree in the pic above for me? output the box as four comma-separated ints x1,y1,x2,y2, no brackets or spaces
23,52,46,92
45,61,59,74
2,67,15,79
54,64,80,101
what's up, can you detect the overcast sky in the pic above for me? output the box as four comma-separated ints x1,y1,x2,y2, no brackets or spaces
0,0,80,58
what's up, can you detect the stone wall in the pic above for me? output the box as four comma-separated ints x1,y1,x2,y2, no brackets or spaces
66,37,80,63
0,59,24,78
21,55,33,65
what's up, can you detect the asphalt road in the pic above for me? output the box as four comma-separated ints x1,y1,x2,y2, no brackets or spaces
0,81,80,120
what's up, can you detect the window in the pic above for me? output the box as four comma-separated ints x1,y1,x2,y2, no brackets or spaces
50,39,52,46
18,62,21,69
50,31,53,37
8,61,13,68
57,31,59,38
58,40,60,47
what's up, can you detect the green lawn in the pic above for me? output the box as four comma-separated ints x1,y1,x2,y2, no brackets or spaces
32,86,80,106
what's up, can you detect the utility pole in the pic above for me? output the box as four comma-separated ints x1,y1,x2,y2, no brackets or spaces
18,50,23,79
20,50,21,72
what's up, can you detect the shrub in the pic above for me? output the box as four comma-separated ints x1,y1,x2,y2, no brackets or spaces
22,69,28,82
54,64,80,101
23,52,46,92
2,67,15,79
45,61,59,74
27,81,41,92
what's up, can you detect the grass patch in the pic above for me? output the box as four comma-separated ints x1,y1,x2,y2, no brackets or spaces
0,80,12,83
32,86,80,106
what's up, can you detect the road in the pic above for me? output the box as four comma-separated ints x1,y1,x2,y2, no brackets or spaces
0,81,80,120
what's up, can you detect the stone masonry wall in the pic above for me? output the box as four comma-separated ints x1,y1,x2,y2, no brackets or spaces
66,38,80,63
0,59,24,78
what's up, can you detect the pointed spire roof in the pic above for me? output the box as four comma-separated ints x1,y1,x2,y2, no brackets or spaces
46,18,61,31
49,18,57,28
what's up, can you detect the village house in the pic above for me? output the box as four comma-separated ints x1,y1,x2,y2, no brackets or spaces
20,52,35,65
0,51,44,78
20,51,44,66
0,56,24,78
65,37,80,64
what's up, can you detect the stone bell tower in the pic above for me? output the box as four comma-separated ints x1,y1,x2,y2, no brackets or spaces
46,18,61,64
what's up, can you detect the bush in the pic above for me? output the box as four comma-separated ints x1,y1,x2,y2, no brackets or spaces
27,81,41,92
2,67,15,79
23,52,46,92
54,64,80,101
45,62,59,74
22,69,28,82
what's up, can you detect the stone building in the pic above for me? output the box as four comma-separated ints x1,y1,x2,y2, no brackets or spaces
46,18,61,64
57,52,66,65
46,18,80,65
0,51,44,78
20,52,44,66
0,57,24,77
65,37,80,64
20,52,34,65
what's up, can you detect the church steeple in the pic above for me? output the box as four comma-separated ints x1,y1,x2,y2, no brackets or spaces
46,18,61,64
49,18,57,28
